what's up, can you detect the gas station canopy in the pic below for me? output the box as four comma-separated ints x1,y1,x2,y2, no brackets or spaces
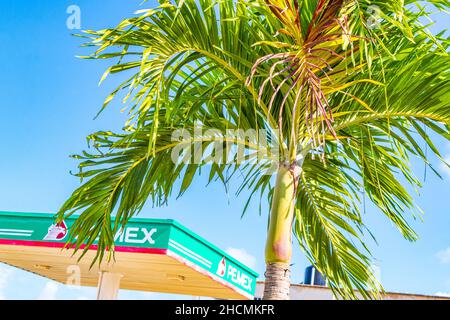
0,212,258,300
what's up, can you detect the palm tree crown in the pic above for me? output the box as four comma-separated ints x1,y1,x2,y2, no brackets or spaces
58,0,449,299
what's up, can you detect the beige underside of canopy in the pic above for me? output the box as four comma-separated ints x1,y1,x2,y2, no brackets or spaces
0,244,247,299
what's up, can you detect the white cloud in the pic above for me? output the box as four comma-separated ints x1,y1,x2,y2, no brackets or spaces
435,292,450,298
440,155,450,178
37,282,59,300
140,292,159,300
225,248,257,270
0,264,14,300
440,143,450,178
370,264,382,283
436,247,450,264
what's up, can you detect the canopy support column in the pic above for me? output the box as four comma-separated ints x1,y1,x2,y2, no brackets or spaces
96,272,123,300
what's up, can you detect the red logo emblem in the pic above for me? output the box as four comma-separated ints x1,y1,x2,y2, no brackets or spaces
43,221,68,241
216,257,227,277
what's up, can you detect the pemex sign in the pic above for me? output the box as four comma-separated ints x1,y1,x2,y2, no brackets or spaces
0,211,258,299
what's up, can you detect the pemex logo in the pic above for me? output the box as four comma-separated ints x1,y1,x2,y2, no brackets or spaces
216,257,227,277
43,221,68,241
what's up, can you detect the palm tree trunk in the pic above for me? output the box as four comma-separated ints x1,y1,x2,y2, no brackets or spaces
263,163,299,300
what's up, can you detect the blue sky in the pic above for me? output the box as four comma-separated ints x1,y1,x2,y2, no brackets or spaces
0,0,449,300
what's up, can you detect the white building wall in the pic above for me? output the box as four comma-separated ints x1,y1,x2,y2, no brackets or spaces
255,282,450,300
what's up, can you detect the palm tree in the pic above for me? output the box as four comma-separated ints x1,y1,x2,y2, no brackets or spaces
58,0,450,300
